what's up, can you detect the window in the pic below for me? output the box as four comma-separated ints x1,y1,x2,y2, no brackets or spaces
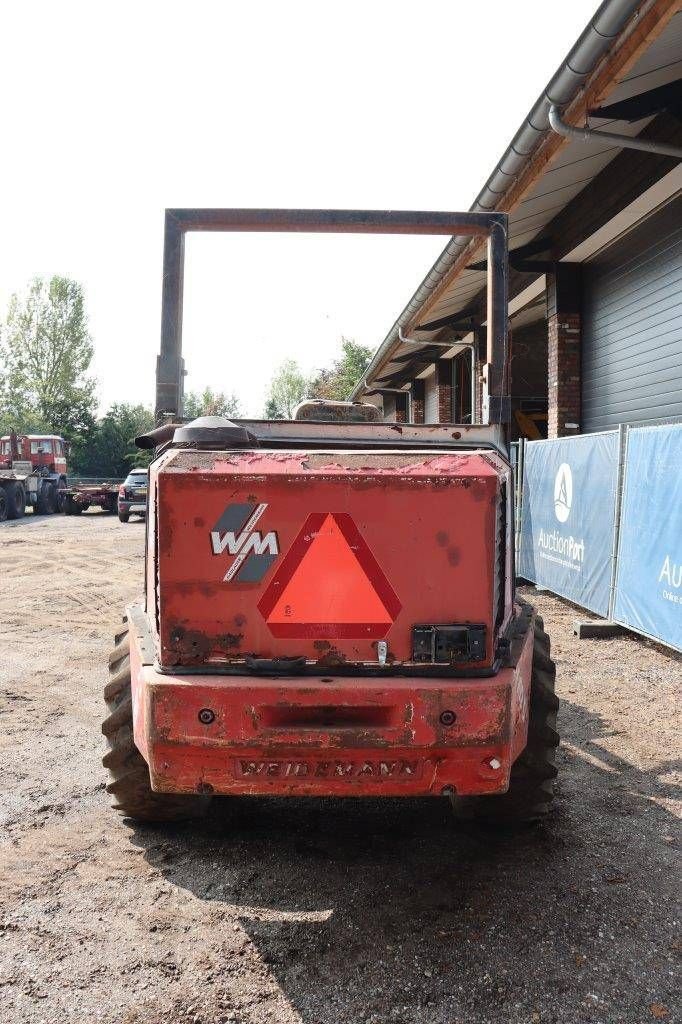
126,473,148,487
31,440,53,454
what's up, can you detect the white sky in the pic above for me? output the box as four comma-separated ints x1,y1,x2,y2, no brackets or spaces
0,0,599,418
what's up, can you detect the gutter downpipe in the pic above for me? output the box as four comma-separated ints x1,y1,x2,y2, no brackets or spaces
548,104,682,159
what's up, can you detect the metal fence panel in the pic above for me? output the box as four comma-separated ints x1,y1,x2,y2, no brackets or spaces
612,423,682,652
518,432,619,617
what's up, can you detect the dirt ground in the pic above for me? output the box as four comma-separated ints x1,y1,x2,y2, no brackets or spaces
0,512,680,1024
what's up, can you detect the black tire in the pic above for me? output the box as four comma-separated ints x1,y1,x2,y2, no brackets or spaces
102,622,211,823
36,482,57,515
118,511,130,523
0,489,7,522
64,494,83,515
56,479,67,513
451,607,559,824
6,481,25,519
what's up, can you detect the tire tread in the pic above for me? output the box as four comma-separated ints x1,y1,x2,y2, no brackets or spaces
102,622,210,823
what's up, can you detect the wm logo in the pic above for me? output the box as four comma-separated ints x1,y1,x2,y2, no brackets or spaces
211,502,279,582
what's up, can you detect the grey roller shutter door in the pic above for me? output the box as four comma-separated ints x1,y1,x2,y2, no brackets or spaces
582,195,682,432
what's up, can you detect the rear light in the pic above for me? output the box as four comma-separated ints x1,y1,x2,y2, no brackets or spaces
412,624,486,664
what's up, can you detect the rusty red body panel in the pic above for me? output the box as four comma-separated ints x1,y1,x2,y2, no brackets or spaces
151,448,512,672
128,601,533,797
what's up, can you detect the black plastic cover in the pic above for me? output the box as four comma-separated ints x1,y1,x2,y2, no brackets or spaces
172,416,257,448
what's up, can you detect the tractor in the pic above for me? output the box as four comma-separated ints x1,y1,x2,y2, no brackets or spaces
102,209,558,825
0,431,68,519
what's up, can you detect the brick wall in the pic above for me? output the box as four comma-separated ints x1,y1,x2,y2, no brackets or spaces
548,313,581,437
411,380,425,423
437,359,453,422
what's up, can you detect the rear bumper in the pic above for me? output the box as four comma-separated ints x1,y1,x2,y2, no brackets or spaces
118,500,146,514
128,607,534,798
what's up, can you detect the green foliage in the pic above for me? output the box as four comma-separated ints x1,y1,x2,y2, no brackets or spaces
0,277,159,480
0,276,97,449
308,338,373,402
71,403,154,478
263,359,310,419
184,387,242,420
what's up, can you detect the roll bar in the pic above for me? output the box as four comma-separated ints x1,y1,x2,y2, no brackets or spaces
155,209,509,425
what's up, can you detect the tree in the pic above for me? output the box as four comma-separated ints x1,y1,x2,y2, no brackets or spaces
308,338,373,401
0,276,97,448
71,403,154,478
184,386,242,420
263,359,310,419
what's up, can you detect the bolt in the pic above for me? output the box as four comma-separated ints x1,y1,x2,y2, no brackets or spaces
198,708,215,725
439,709,457,727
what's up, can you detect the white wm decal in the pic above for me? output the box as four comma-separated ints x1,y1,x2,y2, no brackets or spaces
210,503,280,581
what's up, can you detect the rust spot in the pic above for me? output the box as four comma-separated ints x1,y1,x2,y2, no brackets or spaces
447,546,461,567
247,494,257,502
167,626,210,661
234,613,247,627
436,530,448,547
451,431,461,439
314,640,332,652
218,632,243,650
193,516,205,528
316,647,348,667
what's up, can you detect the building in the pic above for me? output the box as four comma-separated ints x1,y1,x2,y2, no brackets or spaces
350,0,682,439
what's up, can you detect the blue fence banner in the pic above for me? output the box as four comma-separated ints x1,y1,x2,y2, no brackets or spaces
518,432,619,616
613,424,682,652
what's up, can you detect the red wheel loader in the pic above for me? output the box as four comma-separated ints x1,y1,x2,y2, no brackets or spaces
103,210,558,824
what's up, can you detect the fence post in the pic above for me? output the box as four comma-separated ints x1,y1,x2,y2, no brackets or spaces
514,437,525,566
608,424,628,621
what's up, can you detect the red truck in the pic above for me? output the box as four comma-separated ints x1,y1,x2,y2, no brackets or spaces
0,432,68,519
102,209,558,826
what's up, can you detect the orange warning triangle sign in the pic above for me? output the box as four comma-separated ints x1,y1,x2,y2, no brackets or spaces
258,511,401,639
266,514,392,625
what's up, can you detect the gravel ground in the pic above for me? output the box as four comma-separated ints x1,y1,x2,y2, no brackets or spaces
0,512,680,1024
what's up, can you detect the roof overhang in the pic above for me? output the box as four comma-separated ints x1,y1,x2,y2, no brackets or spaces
352,0,682,399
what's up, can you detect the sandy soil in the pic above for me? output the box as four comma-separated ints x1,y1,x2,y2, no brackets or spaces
0,512,680,1024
